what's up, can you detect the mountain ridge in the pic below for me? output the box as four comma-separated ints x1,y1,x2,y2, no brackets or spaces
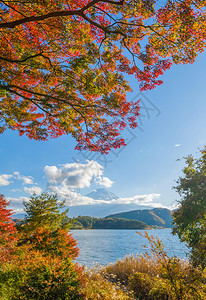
106,208,173,228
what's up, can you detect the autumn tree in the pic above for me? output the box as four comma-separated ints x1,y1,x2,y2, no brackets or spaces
0,251,84,300
18,193,79,259
0,194,84,299
0,1,206,152
0,194,17,263
22,193,70,232
172,147,206,269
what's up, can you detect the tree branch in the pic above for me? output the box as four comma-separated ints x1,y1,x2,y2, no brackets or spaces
0,0,27,17
0,84,115,116
0,0,124,29
0,52,52,65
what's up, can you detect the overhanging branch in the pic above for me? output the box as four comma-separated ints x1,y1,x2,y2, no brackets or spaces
0,0,124,29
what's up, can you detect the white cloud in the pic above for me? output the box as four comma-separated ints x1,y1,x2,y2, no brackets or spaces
6,196,30,213
7,196,30,203
47,184,165,208
115,194,164,207
14,171,34,185
48,184,92,205
22,177,34,185
24,186,42,195
1,163,166,211
45,160,113,189
0,174,13,186
0,172,34,187
175,144,181,147
98,176,113,188
11,188,22,192
44,162,161,208
19,196,30,202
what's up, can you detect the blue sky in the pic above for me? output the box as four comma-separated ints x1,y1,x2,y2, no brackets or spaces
1,52,206,215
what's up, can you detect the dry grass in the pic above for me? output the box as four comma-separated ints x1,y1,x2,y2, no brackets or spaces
81,234,206,299
82,271,134,300
102,254,158,285
86,253,206,300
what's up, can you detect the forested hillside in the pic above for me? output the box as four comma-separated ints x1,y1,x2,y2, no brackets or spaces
70,216,149,230
107,208,173,228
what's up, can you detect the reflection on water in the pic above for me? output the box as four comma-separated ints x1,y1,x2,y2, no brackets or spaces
71,229,188,268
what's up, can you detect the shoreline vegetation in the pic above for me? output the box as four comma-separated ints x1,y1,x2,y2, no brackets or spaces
14,215,171,231
69,216,150,230
82,240,206,299
1,193,206,299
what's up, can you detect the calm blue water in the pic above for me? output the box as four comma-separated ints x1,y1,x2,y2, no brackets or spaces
71,229,189,268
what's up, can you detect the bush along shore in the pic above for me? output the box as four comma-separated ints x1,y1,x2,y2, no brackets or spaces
83,233,206,300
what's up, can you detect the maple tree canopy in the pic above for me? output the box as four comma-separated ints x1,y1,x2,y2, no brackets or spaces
0,0,206,153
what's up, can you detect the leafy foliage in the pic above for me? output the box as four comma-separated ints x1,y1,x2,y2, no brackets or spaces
20,227,79,259
128,272,170,300
172,147,206,269
18,193,79,259
0,195,17,263
21,193,70,232
0,248,85,300
0,194,84,299
1,1,206,152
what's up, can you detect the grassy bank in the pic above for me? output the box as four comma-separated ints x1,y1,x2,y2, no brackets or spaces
82,253,206,299
81,234,206,300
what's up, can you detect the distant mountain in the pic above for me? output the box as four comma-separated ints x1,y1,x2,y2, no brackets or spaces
85,188,119,200
106,208,173,228
77,188,154,218
151,208,173,228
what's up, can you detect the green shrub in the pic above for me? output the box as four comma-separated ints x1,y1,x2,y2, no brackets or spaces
128,272,152,299
128,272,170,300
0,249,84,300
148,279,171,300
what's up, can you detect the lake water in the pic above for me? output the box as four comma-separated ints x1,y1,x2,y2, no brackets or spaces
71,229,189,268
